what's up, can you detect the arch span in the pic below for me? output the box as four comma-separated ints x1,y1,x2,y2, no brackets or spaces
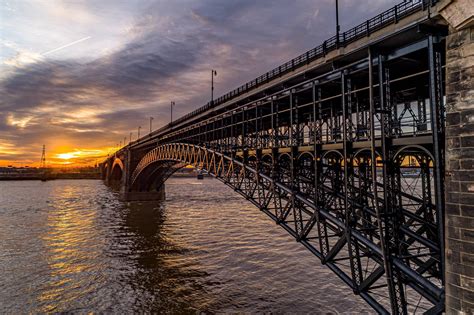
108,158,124,188
131,160,187,193
111,158,124,173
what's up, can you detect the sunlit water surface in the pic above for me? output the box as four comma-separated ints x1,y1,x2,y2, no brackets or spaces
0,178,372,313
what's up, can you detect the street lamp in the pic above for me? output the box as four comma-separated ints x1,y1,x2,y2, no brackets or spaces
149,116,154,135
130,132,132,144
124,137,127,146
138,126,141,139
335,0,340,46
170,101,175,124
211,69,217,105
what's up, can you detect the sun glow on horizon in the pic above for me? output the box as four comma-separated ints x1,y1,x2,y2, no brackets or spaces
52,148,112,165
0,146,116,168
57,153,76,160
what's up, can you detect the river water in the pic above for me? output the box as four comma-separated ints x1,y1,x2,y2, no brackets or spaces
0,178,371,313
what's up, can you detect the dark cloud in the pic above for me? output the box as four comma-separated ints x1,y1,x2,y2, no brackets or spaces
0,0,401,164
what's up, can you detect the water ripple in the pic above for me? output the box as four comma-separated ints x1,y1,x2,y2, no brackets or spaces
0,178,372,314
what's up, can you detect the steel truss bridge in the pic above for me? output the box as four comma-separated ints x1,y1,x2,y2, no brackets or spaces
103,1,450,313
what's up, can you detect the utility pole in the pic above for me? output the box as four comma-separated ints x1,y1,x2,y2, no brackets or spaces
149,116,154,134
170,101,175,124
138,126,141,139
211,69,217,105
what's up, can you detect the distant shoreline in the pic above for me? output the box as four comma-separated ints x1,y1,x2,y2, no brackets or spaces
0,172,206,181
0,173,101,181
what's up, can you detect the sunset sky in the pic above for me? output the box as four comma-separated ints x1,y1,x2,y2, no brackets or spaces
0,0,400,167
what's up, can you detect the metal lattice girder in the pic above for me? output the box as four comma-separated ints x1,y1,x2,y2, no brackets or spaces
129,139,444,314
119,6,449,312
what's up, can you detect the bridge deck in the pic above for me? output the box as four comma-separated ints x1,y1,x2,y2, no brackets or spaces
124,0,445,149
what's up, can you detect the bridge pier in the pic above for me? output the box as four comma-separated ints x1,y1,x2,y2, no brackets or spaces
441,0,474,313
102,151,167,202
121,186,166,202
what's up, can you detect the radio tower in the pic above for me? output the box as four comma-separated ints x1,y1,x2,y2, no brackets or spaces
40,145,46,169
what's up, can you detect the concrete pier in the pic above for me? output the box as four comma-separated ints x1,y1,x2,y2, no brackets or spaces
121,186,166,201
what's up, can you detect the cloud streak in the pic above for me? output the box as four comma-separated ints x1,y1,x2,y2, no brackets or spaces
42,36,92,56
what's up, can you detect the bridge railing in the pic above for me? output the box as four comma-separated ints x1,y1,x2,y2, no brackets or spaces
152,0,437,137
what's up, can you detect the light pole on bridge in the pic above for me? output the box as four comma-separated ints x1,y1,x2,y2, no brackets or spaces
335,0,340,46
138,126,141,139
149,116,154,135
170,101,175,124
211,69,217,105
130,132,132,144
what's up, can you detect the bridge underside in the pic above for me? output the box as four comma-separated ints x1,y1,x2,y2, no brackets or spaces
125,161,185,201
103,2,453,313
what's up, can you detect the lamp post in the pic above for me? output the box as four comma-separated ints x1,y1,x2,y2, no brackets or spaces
138,126,141,139
130,132,132,144
335,0,340,46
124,137,127,146
211,69,217,105
149,116,154,134
170,101,175,124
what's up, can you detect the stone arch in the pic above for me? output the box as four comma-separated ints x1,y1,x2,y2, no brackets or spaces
109,158,124,189
111,158,124,173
